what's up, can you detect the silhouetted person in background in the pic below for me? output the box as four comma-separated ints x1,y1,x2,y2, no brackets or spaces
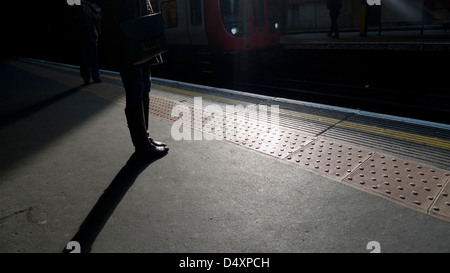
73,0,102,85
360,0,368,36
327,0,342,38
98,0,168,159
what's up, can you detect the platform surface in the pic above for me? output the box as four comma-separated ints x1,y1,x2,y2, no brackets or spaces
0,59,449,253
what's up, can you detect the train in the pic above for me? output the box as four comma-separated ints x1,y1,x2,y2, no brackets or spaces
14,0,281,80
148,0,282,78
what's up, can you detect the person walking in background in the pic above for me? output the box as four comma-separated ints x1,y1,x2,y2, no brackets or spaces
73,0,102,85
327,0,342,38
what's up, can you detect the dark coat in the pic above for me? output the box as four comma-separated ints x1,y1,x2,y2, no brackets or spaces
97,0,149,23
95,0,154,69
73,1,102,43
327,0,342,11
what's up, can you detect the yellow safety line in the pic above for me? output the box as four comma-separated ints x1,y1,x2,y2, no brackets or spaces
279,108,341,125
25,59,81,73
339,121,450,150
26,58,450,150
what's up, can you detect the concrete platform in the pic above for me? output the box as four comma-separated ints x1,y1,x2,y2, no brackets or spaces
1,58,449,253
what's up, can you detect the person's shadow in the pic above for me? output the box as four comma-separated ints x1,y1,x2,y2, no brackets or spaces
62,152,167,253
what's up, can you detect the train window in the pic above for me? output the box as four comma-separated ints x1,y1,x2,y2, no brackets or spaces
161,0,178,28
219,0,249,37
251,0,265,28
190,0,202,26
267,0,279,33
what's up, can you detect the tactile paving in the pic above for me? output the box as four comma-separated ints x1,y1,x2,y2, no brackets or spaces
242,128,315,159
221,111,260,144
286,139,373,179
143,95,450,222
85,82,127,105
429,178,450,222
149,96,182,123
343,153,450,214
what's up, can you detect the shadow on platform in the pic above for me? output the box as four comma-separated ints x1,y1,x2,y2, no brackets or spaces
0,85,84,128
63,153,167,253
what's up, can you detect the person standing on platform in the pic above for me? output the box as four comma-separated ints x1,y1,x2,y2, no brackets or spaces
73,0,102,85
327,0,342,38
97,0,168,159
360,0,368,36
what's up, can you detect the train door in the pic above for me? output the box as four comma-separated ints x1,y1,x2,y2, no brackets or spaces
159,0,189,46
249,0,267,46
249,0,280,49
186,0,208,47
158,0,208,47
158,0,211,74
187,0,211,74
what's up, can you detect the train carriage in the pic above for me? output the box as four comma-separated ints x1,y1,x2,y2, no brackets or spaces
152,0,281,78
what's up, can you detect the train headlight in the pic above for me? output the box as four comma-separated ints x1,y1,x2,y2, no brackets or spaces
231,27,239,35
274,23,279,30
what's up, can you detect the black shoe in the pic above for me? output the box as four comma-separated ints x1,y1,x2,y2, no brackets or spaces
125,105,169,159
142,98,167,147
93,78,102,83
148,137,167,147
135,143,169,159
84,79,91,85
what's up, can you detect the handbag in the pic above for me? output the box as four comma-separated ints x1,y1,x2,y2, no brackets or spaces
100,1,168,68
146,0,164,66
118,13,168,66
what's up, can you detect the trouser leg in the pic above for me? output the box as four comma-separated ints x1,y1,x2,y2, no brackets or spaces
121,65,148,150
80,44,90,84
330,11,340,36
124,104,150,150
121,65,168,155
142,62,151,133
141,63,167,147
88,41,101,81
